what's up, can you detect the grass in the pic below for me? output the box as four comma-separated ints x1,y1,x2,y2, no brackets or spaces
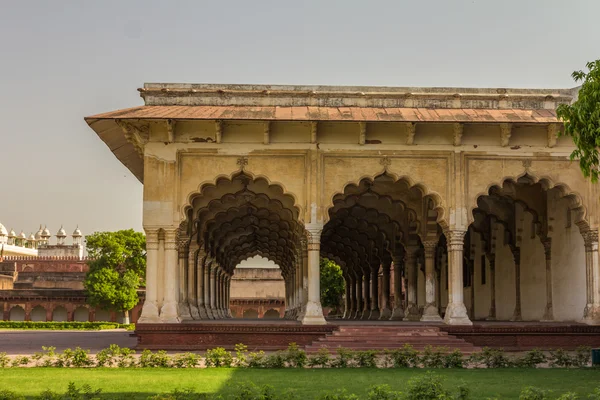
1,368,599,399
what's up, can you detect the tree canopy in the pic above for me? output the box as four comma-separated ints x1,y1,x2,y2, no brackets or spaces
557,60,600,182
320,258,345,309
84,230,146,320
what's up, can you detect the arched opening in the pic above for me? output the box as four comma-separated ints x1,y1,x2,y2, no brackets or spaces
469,174,590,322
30,305,46,322
177,172,304,321
9,306,25,321
263,309,281,319
52,306,68,322
73,306,89,322
94,309,111,322
323,173,444,322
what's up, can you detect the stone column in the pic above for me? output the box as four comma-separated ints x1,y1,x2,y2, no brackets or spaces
226,274,232,318
421,240,442,322
354,272,363,319
138,228,160,323
542,238,554,321
160,228,180,323
391,257,405,320
361,269,371,320
187,246,200,319
404,248,420,321
301,224,327,325
379,259,392,320
206,261,215,319
342,274,351,319
583,230,600,323
369,263,380,320
197,253,209,319
216,270,223,319
298,237,308,320
443,230,472,325
486,253,496,320
178,238,192,321
511,247,522,321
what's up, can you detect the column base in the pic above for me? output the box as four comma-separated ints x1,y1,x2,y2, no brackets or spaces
179,302,192,321
188,304,200,320
138,301,160,323
403,303,420,321
159,301,181,323
421,304,442,322
368,309,380,320
443,302,472,325
379,307,392,320
197,306,209,320
300,301,327,325
360,309,371,320
390,306,405,320
583,304,600,324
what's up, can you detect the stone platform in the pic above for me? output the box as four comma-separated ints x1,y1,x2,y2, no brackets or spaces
134,320,600,352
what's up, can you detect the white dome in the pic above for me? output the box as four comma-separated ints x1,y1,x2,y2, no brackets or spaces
72,226,82,237
28,233,36,241
0,223,7,236
57,225,66,237
8,229,16,237
35,225,43,240
42,226,51,237
19,231,26,239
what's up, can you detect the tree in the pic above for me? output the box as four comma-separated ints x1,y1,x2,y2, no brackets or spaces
84,229,146,324
320,258,345,313
557,60,600,182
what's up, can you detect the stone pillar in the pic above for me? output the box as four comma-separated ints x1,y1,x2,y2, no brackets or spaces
297,238,308,320
187,246,200,319
404,248,420,321
486,253,496,320
342,274,351,319
361,269,371,320
215,270,222,319
226,274,232,318
178,238,192,321
379,259,392,320
391,257,405,320
160,228,180,323
583,230,600,323
511,247,522,321
196,253,209,319
542,238,554,321
443,230,472,325
301,224,327,325
138,228,160,323
421,240,442,322
353,275,364,319
369,263,380,320
207,262,216,319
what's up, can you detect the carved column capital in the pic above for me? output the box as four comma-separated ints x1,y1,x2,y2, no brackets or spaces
511,246,521,264
422,240,438,256
144,228,160,251
583,230,599,252
163,228,178,250
542,238,552,260
305,223,323,251
445,230,466,252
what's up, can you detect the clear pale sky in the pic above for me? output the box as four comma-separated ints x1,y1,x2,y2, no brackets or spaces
1,0,598,238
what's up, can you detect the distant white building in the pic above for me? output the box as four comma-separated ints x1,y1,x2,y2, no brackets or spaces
0,222,83,259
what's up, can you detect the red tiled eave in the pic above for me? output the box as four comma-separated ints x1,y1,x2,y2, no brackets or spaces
85,105,559,124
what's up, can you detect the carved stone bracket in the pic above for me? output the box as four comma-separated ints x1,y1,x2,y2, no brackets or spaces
215,120,223,144
115,120,150,157
237,157,248,171
263,121,271,145
500,123,512,147
379,156,391,171
453,123,463,146
310,121,318,144
406,122,416,145
166,119,176,142
358,122,366,145
547,124,559,148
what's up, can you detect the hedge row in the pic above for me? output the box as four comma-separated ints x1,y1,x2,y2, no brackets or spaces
0,321,134,330
0,343,594,369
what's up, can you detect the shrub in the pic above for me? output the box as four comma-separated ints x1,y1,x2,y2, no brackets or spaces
139,349,171,368
548,349,573,368
443,349,464,368
229,381,294,400
420,346,446,368
308,347,332,368
95,344,123,367
284,343,307,368
319,389,359,400
589,388,600,400
0,352,9,368
0,390,25,400
205,347,233,368
366,384,402,400
519,386,550,400
388,344,419,368
476,347,512,368
0,321,133,331
263,351,286,368
247,351,266,368
235,343,248,367
517,349,547,368
147,388,210,400
572,346,591,368
405,371,451,400
172,352,200,368
62,382,102,400
116,346,136,367
331,347,354,368
352,350,378,368
10,356,29,368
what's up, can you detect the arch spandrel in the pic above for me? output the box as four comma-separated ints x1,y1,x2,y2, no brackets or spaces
466,157,594,229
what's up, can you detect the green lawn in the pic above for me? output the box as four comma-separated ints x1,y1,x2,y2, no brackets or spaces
1,368,599,399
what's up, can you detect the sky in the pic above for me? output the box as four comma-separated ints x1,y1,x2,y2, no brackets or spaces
0,0,598,239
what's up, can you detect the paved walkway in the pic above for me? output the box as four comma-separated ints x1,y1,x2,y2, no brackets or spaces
0,330,136,355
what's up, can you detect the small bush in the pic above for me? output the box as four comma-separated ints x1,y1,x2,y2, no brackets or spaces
147,388,210,400
0,321,133,331
517,349,547,368
388,344,419,368
235,343,248,367
572,346,591,368
139,349,171,368
352,350,378,368
443,349,464,368
284,343,307,368
0,352,9,368
331,347,354,368
420,346,446,368
94,344,123,367
308,348,332,368
10,356,30,368
476,347,512,368
366,384,402,400
263,351,286,368
205,347,233,368
172,352,200,368
116,347,136,368
548,349,573,368
319,389,359,400
247,351,266,368
405,371,451,399
519,386,550,400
